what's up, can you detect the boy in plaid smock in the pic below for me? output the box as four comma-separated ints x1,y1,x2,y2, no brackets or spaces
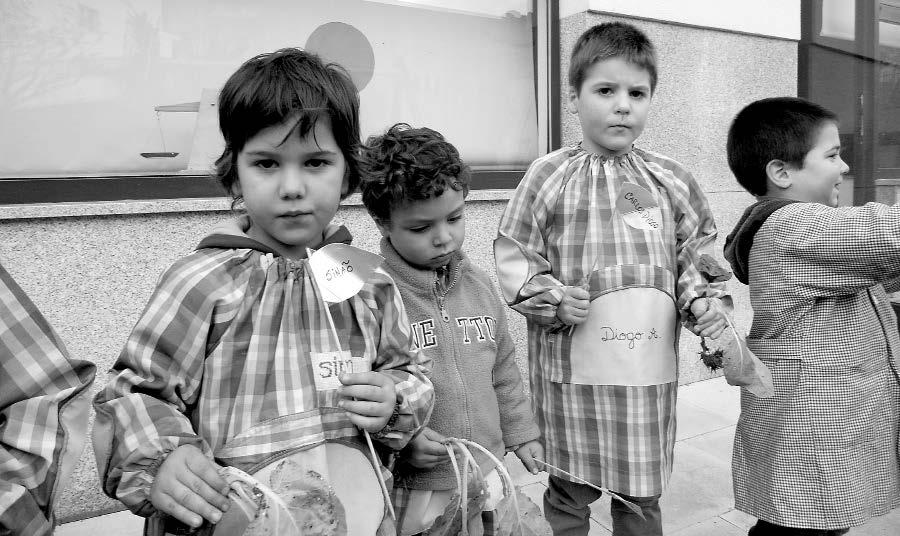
1,262,95,535
724,97,900,535
495,23,728,536
92,49,433,536
359,124,543,535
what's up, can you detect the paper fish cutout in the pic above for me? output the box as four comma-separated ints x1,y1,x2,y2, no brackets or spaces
616,182,662,231
307,243,384,303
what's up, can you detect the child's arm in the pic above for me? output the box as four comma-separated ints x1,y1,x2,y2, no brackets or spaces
495,158,571,329
0,264,95,536
91,260,230,525
773,203,900,295
348,270,434,451
667,166,730,330
489,293,541,467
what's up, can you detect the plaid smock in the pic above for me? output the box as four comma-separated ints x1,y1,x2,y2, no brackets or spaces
1,263,95,536
92,220,434,524
728,202,900,530
496,146,726,496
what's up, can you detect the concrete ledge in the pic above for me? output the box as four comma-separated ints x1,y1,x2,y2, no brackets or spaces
0,190,516,221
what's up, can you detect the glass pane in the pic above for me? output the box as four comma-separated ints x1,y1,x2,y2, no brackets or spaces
876,19,900,173
0,0,537,177
820,0,855,40
805,43,859,205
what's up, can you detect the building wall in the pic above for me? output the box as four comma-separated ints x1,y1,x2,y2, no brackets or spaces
0,7,799,524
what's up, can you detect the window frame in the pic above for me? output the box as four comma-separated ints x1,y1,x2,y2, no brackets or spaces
1,1,560,206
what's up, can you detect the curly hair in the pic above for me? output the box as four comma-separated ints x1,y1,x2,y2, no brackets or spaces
359,123,470,223
213,48,361,203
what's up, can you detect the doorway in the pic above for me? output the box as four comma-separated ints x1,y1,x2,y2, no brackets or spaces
800,0,900,205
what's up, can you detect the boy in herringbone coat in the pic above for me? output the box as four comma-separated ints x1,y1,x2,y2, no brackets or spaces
725,97,900,535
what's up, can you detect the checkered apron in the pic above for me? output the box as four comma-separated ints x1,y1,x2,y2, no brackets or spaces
93,246,433,532
1,263,95,536
497,146,726,496
731,203,900,530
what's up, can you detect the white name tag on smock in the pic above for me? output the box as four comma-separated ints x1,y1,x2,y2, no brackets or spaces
568,287,677,386
616,182,662,231
310,351,371,391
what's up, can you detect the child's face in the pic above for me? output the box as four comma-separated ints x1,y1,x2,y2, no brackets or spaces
236,116,348,258
377,187,466,270
568,57,652,157
784,122,848,207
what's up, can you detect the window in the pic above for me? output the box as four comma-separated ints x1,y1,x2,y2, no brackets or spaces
0,0,556,204
800,0,900,204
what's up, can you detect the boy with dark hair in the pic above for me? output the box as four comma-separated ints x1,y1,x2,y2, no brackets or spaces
724,96,900,535
360,123,542,535
496,21,728,536
1,262,95,535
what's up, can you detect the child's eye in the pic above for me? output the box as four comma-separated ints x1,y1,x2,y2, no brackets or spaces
306,158,330,168
254,159,278,169
630,90,647,99
597,87,613,96
448,215,463,223
409,226,429,234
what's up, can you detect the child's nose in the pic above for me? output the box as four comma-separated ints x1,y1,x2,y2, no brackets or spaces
432,226,452,247
279,168,307,198
614,96,630,114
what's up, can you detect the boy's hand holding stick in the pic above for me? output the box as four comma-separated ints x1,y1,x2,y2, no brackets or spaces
564,257,601,335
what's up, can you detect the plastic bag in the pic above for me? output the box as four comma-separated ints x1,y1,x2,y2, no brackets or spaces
425,438,552,536
213,460,348,536
707,301,774,398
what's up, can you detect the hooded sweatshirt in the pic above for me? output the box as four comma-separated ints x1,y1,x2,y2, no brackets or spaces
93,216,434,518
723,197,797,284
379,238,539,491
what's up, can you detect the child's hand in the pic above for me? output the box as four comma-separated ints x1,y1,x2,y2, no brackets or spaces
338,371,396,433
404,427,449,469
557,286,590,325
688,297,727,339
513,440,544,475
149,444,231,529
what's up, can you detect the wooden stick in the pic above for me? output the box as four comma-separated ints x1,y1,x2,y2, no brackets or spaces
532,458,645,520
320,301,396,521
306,265,397,522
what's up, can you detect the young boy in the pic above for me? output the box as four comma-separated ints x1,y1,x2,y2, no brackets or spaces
724,96,900,535
495,22,728,536
92,50,433,536
359,123,542,535
1,262,95,535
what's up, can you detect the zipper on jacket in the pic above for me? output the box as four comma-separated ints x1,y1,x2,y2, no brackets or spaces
434,263,461,323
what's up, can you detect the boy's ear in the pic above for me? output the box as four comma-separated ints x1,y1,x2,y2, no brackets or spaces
566,86,579,115
765,159,792,190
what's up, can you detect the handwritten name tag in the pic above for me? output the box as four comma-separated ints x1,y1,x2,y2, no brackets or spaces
568,287,677,386
616,182,662,231
310,351,371,391
599,326,662,350
307,244,383,303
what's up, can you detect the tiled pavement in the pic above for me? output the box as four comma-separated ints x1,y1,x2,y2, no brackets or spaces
56,377,900,535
